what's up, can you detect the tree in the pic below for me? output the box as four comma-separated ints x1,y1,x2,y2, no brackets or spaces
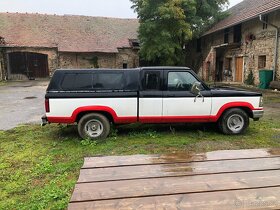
131,0,229,66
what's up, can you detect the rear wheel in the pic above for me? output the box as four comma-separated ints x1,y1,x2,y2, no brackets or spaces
218,108,249,135
78,113,110,140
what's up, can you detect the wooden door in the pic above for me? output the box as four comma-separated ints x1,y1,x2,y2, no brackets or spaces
27,53,49,78
235,57,243,82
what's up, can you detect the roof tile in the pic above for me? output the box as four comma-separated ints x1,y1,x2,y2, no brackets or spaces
204,0,280,35
0,13,139,53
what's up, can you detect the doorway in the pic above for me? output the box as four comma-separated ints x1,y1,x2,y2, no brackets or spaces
235,57,243,82
8,52,49,79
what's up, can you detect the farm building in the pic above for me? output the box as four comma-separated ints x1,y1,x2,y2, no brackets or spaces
0,13,139,80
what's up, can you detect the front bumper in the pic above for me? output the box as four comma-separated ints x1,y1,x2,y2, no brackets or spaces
252,110,264,120
41,115,48,126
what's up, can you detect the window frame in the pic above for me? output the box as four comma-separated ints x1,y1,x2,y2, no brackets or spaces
93,72,126,90
224,28,230,43
164,70,207,92
141,70,162,91
262,15,268,30
258,55,266,69
233,24,242,43
60,73,93,91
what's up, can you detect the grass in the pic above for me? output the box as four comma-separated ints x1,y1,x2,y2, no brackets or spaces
0,81,7,86
0,119,280,210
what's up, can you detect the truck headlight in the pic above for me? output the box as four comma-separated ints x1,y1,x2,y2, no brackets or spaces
259,97,263,107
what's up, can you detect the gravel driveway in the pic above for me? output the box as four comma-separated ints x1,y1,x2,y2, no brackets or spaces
0,81,48,130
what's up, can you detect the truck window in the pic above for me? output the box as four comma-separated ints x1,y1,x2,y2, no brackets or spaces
75,74,93,89
168,72,199,91
61,73,93,90
93,73,125,90
143,71,160,90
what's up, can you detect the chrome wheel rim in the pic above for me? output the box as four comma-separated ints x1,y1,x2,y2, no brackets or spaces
227,114,244,133
85,119,103,138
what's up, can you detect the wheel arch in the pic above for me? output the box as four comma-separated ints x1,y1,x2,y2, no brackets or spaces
216,102,255,121
73,106,117,123
76,111,114,123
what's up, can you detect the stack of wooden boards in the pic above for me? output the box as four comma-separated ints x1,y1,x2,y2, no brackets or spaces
68,149,280,209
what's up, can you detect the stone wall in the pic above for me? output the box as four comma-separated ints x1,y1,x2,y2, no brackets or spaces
59,49,139,71
116,48,139,68
59,52,117,70
187,10,280,84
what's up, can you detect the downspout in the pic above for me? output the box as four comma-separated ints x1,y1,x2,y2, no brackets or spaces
259,15,279,81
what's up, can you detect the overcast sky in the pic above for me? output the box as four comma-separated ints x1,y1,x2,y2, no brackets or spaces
0,0,243,18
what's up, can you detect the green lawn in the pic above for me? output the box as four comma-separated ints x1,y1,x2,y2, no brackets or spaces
1,119,280,210
0,81,7,86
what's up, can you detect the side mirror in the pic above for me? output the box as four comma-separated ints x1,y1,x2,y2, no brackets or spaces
191,82,204,102
191,82,203,95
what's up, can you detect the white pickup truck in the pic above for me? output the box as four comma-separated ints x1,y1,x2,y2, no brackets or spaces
42,67,264,139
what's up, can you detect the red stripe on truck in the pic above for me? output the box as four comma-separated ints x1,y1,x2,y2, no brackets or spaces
47,102,263,124
209,102,263,122
140,102,263,123
139,116,210,123
47,106,137,124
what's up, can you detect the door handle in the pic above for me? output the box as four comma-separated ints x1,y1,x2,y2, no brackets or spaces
194,94,205,102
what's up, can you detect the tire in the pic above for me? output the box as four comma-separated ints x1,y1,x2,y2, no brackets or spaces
218,108,249,135
78,113,110,140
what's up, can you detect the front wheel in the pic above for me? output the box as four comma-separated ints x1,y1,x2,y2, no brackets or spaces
218,108,249,135
78,113,111,140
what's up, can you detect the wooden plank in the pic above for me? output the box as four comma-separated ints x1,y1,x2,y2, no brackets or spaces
82,149,280,168
71,170,280,202
78,157,280,183
68,187,280,210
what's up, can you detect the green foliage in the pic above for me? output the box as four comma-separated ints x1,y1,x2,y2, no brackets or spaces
245,69,255,85
131,0,229,65
89,56,99,68
80,139,98,146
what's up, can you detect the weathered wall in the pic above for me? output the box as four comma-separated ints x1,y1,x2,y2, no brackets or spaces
59,52,117,70
242,10,280,83
187,10,280,84
59,49,139,70
116,48,139,68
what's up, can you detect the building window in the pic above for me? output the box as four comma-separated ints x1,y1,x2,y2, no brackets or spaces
123,63,128,69
233,24,242,43
196,38,201,52
224,28,230,43
262,15,268,29
224,58,232,77
258,55,266,69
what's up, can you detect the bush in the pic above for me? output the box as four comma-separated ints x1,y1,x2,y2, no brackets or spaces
245,70,255,85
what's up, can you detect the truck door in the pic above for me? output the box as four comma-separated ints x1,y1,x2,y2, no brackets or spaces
162,70,212,122
139,70,163,123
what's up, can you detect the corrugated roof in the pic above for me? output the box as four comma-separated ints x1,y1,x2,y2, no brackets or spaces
204,0,280,36
0,13,139,53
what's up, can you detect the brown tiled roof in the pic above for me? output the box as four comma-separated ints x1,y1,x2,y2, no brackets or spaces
0,13,139,53
204,0,280,35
